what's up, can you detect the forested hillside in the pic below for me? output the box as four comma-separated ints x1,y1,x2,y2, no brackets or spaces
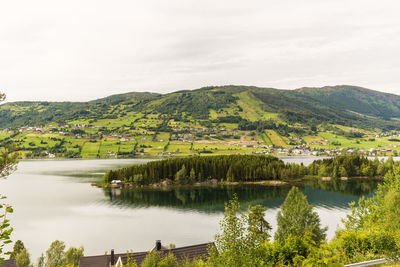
1,85,400,130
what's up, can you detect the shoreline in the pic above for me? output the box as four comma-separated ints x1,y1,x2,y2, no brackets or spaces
19,154,332,160
95,175,383,190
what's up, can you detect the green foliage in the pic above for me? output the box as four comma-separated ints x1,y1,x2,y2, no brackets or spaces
0,142,19,178
37,241,83,267
263,233,344,266
124,252,139,267
139,252,204,267
246,205,271,241
335,163,400,263
0,128,16,262
104,155,391,188
189,168,196,184
15,248,31,267
140,252,181,267
333,229,400,262
264,233,316,266
275,187,327,246
209,195,271,267
45,240,66,267
153,90,237,120
0,196,13,262
10,240,25,259
308,155,393,178
1,85,400,131
64,246,84,267
208,194,344,266
0,92,158,128
174,165,187,184
103,155,308,185
140,252,162,267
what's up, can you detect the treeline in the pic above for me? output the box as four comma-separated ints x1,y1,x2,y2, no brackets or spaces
308,155,395,178
103,155,299,185
102,155,396,186
5,240,83,267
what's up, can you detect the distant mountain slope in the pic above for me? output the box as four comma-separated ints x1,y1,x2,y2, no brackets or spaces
0,85,399,130
294,85,400,119
0,92,159,127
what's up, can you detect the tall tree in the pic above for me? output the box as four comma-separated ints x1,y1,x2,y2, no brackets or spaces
64,246,84,267
189,168,196,183
45,240,66,267
15,248,30,267
275,186,327,245
9,240,25,259
36,241,83,267
210,195,271,267
175,165,187,184
247,205,271,242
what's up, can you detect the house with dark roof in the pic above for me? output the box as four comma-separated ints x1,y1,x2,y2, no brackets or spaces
80,241,214,267
0,259,16,267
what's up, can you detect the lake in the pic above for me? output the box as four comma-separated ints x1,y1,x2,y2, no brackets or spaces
0,158,380,260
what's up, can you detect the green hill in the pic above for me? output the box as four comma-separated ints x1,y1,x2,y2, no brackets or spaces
1,85,399,130
2,85,400,159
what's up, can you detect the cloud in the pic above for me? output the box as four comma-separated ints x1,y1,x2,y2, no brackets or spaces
1,0,400,102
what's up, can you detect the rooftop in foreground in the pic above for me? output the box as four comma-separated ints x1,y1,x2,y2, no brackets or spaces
80,241,214,267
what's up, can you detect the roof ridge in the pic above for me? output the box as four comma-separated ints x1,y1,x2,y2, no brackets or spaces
166,242,213,251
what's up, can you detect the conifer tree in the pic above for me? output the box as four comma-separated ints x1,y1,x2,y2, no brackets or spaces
175,165,187,184
226,166,235,182
275,187,327,245
189,168,196,183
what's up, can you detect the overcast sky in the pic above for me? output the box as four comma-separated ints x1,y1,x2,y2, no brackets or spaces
1,0,400,102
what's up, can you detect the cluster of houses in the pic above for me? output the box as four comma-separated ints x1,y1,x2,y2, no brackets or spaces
253,146,394,157
3,124,400,158
171,126,239,141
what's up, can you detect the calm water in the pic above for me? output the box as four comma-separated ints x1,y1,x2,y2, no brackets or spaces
0,158,380,260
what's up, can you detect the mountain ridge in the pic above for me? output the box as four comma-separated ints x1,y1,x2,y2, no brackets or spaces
1,85,399,130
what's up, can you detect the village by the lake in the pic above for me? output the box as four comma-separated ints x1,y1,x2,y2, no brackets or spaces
3,1,400,266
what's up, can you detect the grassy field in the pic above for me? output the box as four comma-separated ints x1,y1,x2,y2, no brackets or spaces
5,129,400,159
260,132,273,145
81,141,101,157
318,132,400,151
209,110,219,120
3,115,400,159
0,132,11,139
235,92,263,121
265,130,288,147
302,135,328,148
165,142,191,153
156,132,170,141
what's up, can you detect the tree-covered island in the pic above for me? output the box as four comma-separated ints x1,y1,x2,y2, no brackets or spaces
102,155,396,187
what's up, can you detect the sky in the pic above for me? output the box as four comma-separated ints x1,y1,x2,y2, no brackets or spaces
1,0,400,102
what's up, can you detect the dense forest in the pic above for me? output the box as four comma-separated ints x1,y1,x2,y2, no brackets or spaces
102,155,396,186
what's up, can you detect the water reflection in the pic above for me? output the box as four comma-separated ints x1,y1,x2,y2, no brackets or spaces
103,179,380,213
1,159,383,258
103,185,290,213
